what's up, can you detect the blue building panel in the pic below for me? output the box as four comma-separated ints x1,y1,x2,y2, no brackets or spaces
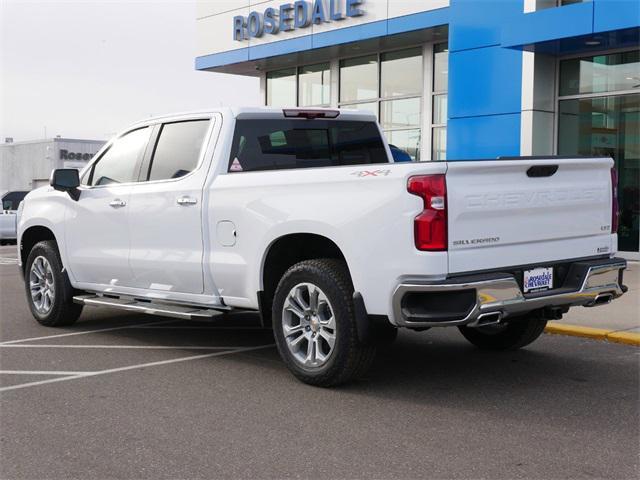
250,35,313,61
447,113,522,160
448,45,523,119
513,27,640,55
386,8,449,36
593,0,640,33
196,48,249,70
501,1,595,48
448,0,524,52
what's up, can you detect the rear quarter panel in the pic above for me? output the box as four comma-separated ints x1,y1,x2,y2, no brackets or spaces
206,162,447,316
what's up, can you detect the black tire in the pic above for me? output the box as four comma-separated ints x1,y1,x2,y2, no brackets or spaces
24,240,83,327
272,259,376,387
458,311,547,351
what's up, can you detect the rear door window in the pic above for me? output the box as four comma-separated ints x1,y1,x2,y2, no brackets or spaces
228,119,387,173
146,120,210,181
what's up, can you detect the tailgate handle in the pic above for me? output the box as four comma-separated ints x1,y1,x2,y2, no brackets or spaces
527,165,558,178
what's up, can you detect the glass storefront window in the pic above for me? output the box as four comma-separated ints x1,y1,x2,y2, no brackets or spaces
558,93,639,252
559,51,640,96
432,43,448,161
298,63,330,107
558,49,639,253
433,43,449,93
342,101,379,119
381,48,423,98
433,94,447,125
432,126,447,161
266,68,296,107
339,55,378,102
380,98,421,130
387,129,421,162
339,49,425,161
267,46,440,162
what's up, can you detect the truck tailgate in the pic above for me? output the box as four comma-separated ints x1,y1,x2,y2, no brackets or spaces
446,157,615,273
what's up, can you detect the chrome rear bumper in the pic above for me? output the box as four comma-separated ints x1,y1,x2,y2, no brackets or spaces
392,258,627,328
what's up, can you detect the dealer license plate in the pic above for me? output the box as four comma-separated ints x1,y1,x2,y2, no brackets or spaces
523,267,553,293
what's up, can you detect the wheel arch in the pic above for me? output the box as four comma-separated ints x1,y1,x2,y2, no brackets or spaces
259,233,352,326
20,225,59,274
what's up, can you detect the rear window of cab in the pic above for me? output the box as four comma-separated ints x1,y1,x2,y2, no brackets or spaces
228,119,387,173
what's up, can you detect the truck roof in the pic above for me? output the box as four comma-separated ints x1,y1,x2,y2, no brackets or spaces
130,107,377,126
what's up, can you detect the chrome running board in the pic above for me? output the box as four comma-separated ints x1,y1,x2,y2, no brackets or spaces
73,294,230,320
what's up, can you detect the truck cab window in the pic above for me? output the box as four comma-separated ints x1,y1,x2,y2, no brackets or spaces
146,120,210,181
89,127,151,186
228,119,387,172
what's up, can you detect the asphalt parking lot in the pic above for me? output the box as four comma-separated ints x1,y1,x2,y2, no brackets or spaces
1,245,638,479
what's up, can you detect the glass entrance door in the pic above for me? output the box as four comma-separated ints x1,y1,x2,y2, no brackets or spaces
558,50,640,253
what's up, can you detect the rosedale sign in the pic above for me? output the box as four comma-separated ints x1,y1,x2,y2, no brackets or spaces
233,0,364,41
59,150,94,161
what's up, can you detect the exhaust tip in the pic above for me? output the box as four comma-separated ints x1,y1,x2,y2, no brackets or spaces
586,293,615,307
593,293,614,306
474,311,503,327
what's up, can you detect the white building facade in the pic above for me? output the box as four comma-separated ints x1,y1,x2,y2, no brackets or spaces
1,138,105,194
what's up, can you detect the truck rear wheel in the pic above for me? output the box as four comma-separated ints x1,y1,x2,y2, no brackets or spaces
458,312,547,350
24,240,83,327
272,259,376,387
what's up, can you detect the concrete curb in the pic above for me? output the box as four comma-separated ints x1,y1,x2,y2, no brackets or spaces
545,323,640,347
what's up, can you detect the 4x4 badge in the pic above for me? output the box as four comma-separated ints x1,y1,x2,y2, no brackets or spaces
351,169,392,177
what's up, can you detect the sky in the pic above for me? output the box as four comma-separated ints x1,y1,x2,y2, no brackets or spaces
0,0,260,142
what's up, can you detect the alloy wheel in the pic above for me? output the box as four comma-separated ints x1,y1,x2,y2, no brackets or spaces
282,282,337,368
29,256,55,314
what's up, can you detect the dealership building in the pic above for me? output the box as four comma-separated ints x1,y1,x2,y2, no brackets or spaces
195,0,639,254
0,138,105,195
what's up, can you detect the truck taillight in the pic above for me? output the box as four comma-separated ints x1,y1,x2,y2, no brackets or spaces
611,167,619,234
407,174,447,251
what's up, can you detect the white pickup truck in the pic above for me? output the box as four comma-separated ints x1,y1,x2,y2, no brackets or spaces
17,107,627,386
1,191,28,245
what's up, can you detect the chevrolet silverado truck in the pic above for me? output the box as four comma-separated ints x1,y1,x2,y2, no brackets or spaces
17,107,627,386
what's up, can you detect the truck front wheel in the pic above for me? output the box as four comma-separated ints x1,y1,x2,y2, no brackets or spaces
458,312,547,350
24,240,83,327
272,259,376,387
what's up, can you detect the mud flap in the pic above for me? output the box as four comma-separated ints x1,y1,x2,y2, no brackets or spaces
352,291,371,344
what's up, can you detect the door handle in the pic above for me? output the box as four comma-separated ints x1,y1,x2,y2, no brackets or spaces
177,196,197,206
109,199,126,208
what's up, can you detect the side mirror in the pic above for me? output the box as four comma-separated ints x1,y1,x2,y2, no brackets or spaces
50,169,80,200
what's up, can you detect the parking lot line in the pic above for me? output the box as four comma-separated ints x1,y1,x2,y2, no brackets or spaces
0,370,92,376
0,370,91,375
131,325,265,330
0,319,176,345
0,344,274,393
0,344,252,350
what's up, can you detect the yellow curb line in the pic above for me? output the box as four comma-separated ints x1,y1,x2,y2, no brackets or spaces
606,330,640,347
545,323,640,347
